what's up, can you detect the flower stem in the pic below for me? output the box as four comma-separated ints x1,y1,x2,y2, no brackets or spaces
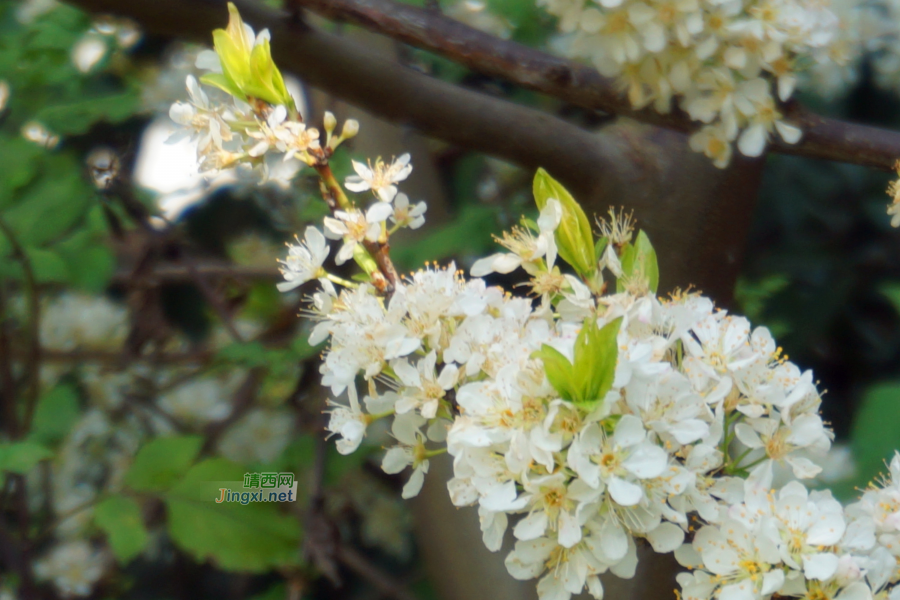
326,273,359,289
313,162,400,295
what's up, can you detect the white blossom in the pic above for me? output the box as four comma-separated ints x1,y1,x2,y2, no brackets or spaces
277,226,330,291
345,154,413,202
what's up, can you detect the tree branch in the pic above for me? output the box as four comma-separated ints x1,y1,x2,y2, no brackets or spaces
295,0,900,171
58,0,769,302
61,0,626,182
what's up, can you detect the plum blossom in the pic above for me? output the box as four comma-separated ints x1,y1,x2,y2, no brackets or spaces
323,203,393,265
277,226,329,291
345,154,413,202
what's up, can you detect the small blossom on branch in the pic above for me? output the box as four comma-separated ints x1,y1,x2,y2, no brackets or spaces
345,154,413,202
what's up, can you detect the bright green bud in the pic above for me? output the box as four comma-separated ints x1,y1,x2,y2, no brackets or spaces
532,169,595,278
616,230,660,294
532,316,621,410
201,3,294,109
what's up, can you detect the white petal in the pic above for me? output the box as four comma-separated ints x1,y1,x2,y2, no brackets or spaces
366,201,393,223
613,414,646,447
382,447,411,474
737,124,767,157
803,553,839,581
623,443,668,479
775,121,802,144
608,476,643,506
646,522,685,553
401,465,426,498
471,252,521,277
514,511,549,540
558,510,582,548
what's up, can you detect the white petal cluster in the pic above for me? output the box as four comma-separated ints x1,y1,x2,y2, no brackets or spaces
303,217,840,600
34,541,107,597
168,73,322,180
345,154,413,203
537,0,846,166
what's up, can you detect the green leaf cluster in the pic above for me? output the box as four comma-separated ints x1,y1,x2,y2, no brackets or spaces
202,3,294,108
532,317,621,409
0,3,139,292
120,436,302,572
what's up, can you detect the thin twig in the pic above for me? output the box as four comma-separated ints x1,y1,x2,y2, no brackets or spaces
0,215,41,436
0,288,19,438
313,163,398,294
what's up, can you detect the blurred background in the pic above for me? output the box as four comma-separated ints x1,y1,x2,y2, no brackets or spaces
1,0,899,599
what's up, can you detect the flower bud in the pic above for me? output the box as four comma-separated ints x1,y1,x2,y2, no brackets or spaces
324,111,337,135
341,119,359,140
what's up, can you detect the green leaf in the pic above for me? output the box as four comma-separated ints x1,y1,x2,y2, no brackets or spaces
574,317,622,406
94,495,149,564
29,384,81,445
0,134,42,206
534,318,622,407
851,382,900,489
217,341,269,367
532,169,595,277
531,344,578,402
2,165,90,247
594,236,609,263
165,458,301,572
26,247,69,283
249,583,286,600
34,92,140,136
64,245,115,292
0,441,52,474
200,72,246,102
125,436,204,492
617,230,660,294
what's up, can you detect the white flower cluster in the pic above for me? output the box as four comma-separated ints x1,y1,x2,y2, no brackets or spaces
277,154,425,289
166,16,358,182
279,163,900,599
677,451,900,600
167,74,325,180
33,541,107,598
537,0,846,166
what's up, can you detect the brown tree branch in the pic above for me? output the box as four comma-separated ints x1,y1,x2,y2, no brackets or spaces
62,0,626,182
59,0,767,303
296,0,900,171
